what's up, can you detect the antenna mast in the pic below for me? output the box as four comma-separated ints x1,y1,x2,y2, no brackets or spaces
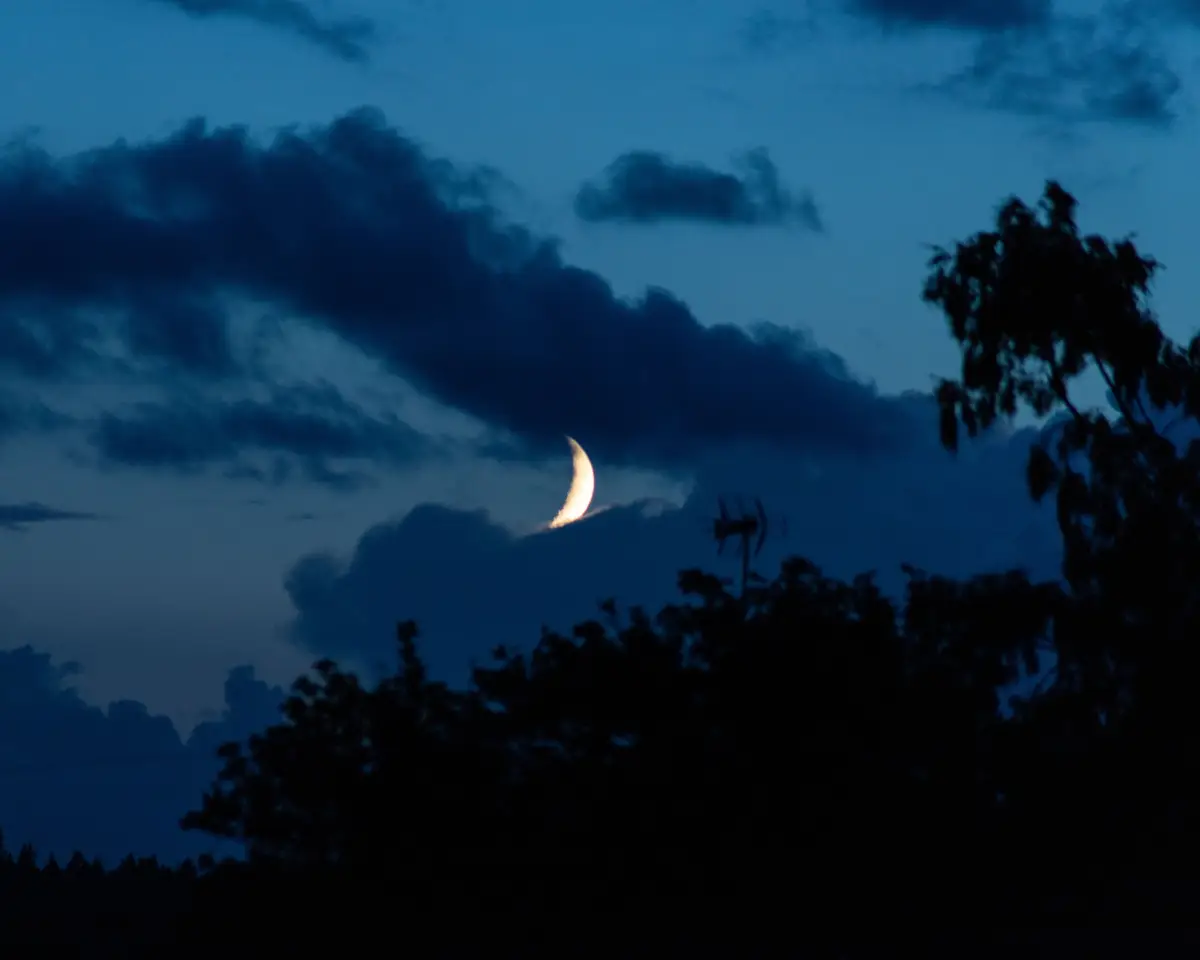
711,496,772,596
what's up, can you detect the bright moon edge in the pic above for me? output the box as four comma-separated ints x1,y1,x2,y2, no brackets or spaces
548,436,596,528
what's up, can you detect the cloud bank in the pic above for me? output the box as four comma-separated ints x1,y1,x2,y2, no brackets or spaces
0,648,285,863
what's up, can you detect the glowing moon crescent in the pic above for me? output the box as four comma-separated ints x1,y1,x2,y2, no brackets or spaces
548,436,595,528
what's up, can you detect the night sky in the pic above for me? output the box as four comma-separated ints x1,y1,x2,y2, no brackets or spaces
1,0,1198,858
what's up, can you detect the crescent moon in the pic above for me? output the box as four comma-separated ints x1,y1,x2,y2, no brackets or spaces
548,436,596,528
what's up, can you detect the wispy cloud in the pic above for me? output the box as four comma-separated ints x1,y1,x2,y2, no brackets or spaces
143,0,379,63
744,0,1184,128
0,502,100,531
88,383,435,491
846,0,1052,32
937,6,1181,128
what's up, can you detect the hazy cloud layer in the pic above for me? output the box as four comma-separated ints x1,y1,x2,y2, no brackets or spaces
143,0,378,62
0,110,912,470
574,149,824,231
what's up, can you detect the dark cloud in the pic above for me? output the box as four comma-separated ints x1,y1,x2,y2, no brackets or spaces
846,0,1051,31
742,0,1047,49
0,502,100,531
574,149,824,231
89,382,433,489
144,0,378,63
0,110,911,469
938,7,1181,127
284,501,712,683
0,646,284,862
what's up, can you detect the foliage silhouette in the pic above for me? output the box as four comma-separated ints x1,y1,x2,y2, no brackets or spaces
172,181,1200,948
7,181,1200,954
925,182,1200,913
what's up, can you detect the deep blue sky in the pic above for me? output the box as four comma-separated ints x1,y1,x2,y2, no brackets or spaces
1,0,1199,858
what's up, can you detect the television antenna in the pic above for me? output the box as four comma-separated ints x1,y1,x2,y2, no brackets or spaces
711,496,785,596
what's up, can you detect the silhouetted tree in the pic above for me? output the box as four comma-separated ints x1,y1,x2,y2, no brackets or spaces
925,181,1200,912
11,179,1200,954
170,180,1200,944
181,562,1072,939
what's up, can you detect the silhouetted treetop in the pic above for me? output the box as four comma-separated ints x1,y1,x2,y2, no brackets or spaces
925,180,1200,748
15,179,1200,951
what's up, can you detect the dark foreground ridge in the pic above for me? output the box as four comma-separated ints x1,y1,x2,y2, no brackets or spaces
6,182,1200,955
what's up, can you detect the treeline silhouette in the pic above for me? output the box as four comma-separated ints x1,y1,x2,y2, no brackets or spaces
6,181,1200,955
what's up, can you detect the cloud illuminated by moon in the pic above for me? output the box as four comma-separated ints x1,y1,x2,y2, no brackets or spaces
548,436,596,528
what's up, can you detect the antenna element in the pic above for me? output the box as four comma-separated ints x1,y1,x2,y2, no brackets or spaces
711,496,775,596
